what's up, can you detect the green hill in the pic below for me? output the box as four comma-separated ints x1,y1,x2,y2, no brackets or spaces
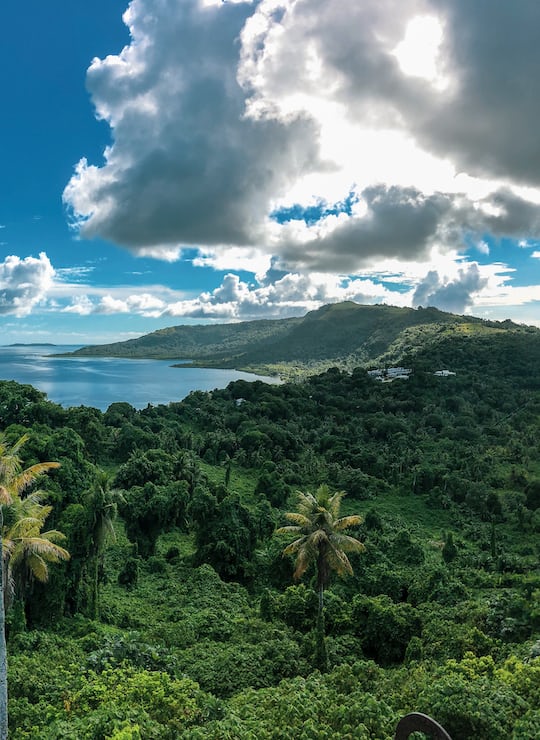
60,301,538,377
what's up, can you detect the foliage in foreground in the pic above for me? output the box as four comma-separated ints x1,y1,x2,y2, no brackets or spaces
0,328,538,738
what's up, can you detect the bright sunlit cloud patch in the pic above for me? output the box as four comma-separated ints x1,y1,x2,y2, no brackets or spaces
393,15,445,84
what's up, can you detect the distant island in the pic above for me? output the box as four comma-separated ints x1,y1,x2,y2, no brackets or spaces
55,301,539,380
7,343,57,347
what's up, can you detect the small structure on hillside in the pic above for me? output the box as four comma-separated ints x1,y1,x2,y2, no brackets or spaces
368,367,412,382
434,370,456,377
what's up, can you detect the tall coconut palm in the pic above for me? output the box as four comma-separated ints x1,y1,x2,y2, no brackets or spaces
86,470,122,619
0,484,10,740
0,434,67,740
277,484,365,667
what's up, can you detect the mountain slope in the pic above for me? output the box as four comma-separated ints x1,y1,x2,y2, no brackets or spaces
63,316,302,361
61,302,538,375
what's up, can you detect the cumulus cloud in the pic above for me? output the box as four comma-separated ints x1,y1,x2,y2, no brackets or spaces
64,292,167,318
62,0,540,278
63,295,95,315
64,0,319,253
60,0,540,321
274,186,465,272
163,274,331,319
419,0,540,185
412,263,487,314
55,252,540,324
61,269,410,321
239,0,540,266
242,0,540,186
0,253,55,317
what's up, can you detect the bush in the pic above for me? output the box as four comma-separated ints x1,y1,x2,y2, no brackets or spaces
417,673,527,739
118,558,139,589
352,595,421,665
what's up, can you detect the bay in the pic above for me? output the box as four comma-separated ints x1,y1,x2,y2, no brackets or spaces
0,345,280,411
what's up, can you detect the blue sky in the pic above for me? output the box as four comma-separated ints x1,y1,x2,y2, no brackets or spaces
1,0,540,345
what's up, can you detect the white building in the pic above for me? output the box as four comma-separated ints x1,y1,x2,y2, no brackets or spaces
368,367,412,382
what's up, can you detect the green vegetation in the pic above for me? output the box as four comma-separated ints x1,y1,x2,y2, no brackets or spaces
0,434,68,739
1,323,539,738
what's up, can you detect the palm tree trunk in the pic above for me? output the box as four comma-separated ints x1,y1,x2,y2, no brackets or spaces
0,513,9,740
316,550,327,621
315,557,329,672
92,555,99,620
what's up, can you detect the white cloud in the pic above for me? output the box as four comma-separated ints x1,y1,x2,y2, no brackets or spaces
0,247,530,327
412,263,487,314
63,296,95,315
97,296,130,314
244,0,540,187
58,269,406,321
0,253,55,317
55,266,96,281
52,0,540,330
60,0,540,288
476,241,490,255
64,292,167,318
193,247,272,276
64,0,319,255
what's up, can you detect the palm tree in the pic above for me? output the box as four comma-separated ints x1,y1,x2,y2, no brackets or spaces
0,484,10,740
86,470,122,619
276,485,365,668
0,433,67,740
3,497,70,606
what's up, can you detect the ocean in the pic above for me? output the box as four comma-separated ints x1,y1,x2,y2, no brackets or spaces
0,345,280,411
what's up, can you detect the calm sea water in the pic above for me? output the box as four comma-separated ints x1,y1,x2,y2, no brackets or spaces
0,345,280,411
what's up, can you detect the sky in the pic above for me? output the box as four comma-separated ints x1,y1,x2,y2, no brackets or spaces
1,0,540,345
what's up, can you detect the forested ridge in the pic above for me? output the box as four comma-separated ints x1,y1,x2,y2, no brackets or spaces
1,327,539,738
59,301,538,379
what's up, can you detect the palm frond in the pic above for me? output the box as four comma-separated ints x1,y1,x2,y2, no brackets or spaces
283,512,311,527
7,433,30,456
2,540,15,558
327,489,346,518
1,436,69,602
292,543,317,581
24,553,49,582
11,537,70,562
6,516,44,539
13,462,60,494
20,489,49,506
281,538,305,556
330,532,366,553
295,491,318,516
326,545,353,576
335,514,363,530
276,525,302,536
0,485,12,506
309,529,329,547
40,530,68,544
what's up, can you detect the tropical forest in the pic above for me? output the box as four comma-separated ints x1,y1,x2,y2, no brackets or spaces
0,304,539,739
